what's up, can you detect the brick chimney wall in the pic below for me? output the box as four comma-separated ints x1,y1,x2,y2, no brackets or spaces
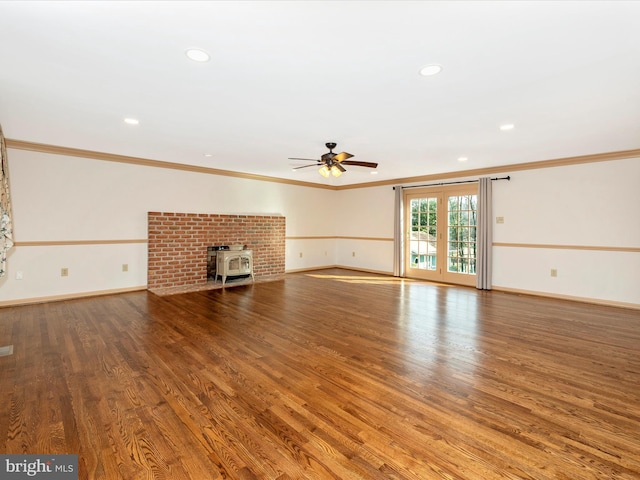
147,212,286,289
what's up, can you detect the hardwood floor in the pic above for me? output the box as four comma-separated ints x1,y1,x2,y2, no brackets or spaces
1,268,639,479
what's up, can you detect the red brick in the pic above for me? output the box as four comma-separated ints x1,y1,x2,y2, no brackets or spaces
147,212,285,289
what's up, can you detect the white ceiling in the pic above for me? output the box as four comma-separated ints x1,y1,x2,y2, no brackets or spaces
1,1,639,186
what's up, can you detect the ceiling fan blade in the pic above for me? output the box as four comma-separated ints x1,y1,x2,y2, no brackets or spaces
335,163,346,172
292,163,321,170
288,157,319,161
332,152,354,162
341,160,378,168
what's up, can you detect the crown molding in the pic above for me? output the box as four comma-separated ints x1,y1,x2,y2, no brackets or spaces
5,139,337,190
338,148,640,190
6,138,639,191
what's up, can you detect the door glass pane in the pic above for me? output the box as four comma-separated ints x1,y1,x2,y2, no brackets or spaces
447,194,477,275
409,196,438,271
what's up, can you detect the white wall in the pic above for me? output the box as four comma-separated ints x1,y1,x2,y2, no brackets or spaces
2,147,639,307
0,148,336,303
492,159,639,247
491,157,640,305
333,186,395,273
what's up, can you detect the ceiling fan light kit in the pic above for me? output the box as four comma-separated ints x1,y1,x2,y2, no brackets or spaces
319,165,343,178
318,165,330,178
289,142,378,179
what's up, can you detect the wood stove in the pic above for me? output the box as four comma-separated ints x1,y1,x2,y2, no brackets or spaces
215,248,254,286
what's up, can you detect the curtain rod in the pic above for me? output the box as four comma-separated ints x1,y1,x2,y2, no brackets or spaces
393,175,510,190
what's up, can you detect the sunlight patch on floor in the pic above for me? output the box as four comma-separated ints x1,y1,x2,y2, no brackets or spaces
0,345,14,357
304,273,452,287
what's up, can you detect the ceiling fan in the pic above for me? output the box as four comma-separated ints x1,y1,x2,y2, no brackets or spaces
289,142,378,178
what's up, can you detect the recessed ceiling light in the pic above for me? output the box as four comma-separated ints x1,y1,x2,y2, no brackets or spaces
419,64,442,76
124,118,139,125
203,153,213,158
370,171,378,175
500,123,515,131
186,48,210,62
458,157,468,162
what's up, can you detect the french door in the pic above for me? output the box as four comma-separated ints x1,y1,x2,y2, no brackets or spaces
404,186,478,286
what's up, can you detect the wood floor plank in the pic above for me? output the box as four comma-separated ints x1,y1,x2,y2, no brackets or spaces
1,268,639,479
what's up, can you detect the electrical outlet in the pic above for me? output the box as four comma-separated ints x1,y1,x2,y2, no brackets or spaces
550,269,558,277
496,216,505,224
352,251,356,257
61,268,69,277
299,252,303,258
0,345,13,357
122,264,128,272
16,271,23,280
